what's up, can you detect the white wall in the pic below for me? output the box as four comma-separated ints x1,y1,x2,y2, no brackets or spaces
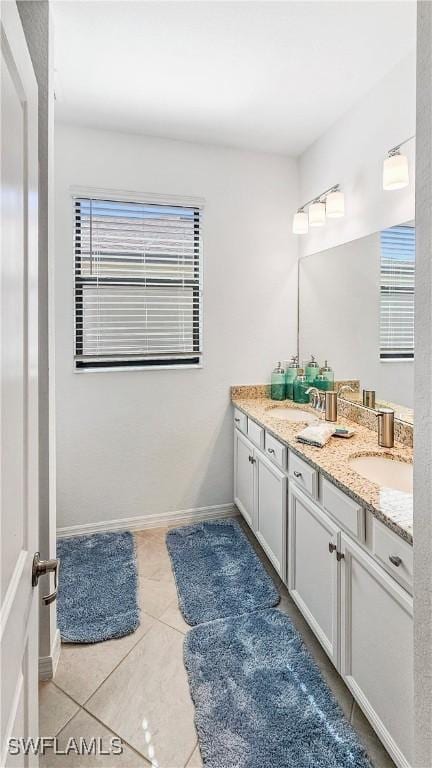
299,233,414,408
298,52,416,257
55,123,298,529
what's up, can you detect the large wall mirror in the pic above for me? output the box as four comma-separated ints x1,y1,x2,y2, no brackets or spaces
298,222,415,424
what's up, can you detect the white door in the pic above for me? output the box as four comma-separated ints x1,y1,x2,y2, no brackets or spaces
1,3,39,765
340,534,413,768
234,429,255,530
255,451,287,578
288,484,339,667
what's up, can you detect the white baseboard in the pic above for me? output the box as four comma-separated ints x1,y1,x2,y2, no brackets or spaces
39,628,61,681
57,503,238,539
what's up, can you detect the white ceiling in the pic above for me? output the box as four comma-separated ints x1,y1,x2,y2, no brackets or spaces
52,1,416,157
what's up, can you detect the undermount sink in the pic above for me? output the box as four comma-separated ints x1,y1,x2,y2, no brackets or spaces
266,406,317,424
349,455,413,493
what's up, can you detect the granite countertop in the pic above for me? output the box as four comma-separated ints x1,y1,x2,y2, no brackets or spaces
232,393,413,544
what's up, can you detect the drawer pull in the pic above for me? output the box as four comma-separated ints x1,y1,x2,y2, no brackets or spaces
336,551,345,561
293,470,302,478
389,554,402,567
248,455,256,464
267,448,275,455
328,542,337,554
234,417,240,423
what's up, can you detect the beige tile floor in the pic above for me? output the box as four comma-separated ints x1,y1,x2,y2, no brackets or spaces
41,521,396,768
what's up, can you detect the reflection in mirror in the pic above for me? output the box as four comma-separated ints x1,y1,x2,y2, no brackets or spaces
298,222,415,424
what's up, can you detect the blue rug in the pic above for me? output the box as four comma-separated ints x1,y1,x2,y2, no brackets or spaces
166,519,280,625
57,531,139,643
185,609,372,768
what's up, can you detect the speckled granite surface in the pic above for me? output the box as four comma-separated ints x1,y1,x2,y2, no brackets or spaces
232,393,413,544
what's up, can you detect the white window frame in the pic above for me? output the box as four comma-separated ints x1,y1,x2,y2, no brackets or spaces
71,186,205,373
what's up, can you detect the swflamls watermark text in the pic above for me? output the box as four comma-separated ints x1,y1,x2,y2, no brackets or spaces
8,736,124,756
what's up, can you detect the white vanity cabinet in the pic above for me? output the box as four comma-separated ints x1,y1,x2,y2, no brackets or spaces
234,421,287,578
288,484,339,666
340,535,414,768
233,409,413,768
255,451,287,576
234,428,256,530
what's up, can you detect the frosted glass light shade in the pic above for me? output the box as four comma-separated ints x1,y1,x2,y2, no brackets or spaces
326,190,345,218
383,153,409,190
309,201,326,227
292,210,309,234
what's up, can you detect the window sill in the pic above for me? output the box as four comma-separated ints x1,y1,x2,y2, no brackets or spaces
73,364,203,374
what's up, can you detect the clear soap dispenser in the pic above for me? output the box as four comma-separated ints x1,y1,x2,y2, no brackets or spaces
271,362,286,401
321,360,334,387
285,356,299,400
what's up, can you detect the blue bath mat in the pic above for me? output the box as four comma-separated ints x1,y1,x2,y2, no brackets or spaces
57,531,139,643
185,609,372,768
166,519,279,625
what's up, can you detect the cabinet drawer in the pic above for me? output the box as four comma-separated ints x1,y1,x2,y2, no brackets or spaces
247,418,264,449
289,451,318,499
321,478,365,542
264,432,287,470
372,518,413,592
233,408,247,434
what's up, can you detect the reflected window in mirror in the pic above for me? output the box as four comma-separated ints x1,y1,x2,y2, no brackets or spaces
380,225,415,361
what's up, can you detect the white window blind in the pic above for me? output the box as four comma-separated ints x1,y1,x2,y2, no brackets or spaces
380,224,415,360
74,197,203,369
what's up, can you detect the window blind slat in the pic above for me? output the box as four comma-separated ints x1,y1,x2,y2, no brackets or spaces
379,225,415,360
74,197,202,369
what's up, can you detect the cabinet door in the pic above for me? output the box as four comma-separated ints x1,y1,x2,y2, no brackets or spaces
234,428,255,530
340,534,413,768
288,484,339,667
255,451,287,579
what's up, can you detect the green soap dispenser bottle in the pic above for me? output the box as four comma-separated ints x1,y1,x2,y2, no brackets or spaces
314,372,331,391
271,362,286,401
293,368,310,404
285,356,299,400
305,355,320,384
321,360,334,387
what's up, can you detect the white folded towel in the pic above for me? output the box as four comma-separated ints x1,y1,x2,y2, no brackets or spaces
296,422,335,448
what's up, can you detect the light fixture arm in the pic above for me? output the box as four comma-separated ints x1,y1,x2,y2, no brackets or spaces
297,184,341,212
387,135,416,157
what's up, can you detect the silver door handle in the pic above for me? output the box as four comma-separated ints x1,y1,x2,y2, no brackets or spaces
32,553,60,605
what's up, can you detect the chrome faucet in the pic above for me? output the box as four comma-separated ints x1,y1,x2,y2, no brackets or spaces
306,387,324,412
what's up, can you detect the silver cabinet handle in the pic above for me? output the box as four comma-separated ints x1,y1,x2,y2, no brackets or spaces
267,448,275,455
389,554,402,567
293,470,302,478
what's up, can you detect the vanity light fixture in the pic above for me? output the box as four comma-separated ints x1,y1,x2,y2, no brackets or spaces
383,136,415,191
309,200,326,227
292,184,344,235
292,209,309,234
326,189,345,218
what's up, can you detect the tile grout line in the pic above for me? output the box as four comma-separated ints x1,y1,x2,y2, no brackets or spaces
71,703,154,767
183,738,199,768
